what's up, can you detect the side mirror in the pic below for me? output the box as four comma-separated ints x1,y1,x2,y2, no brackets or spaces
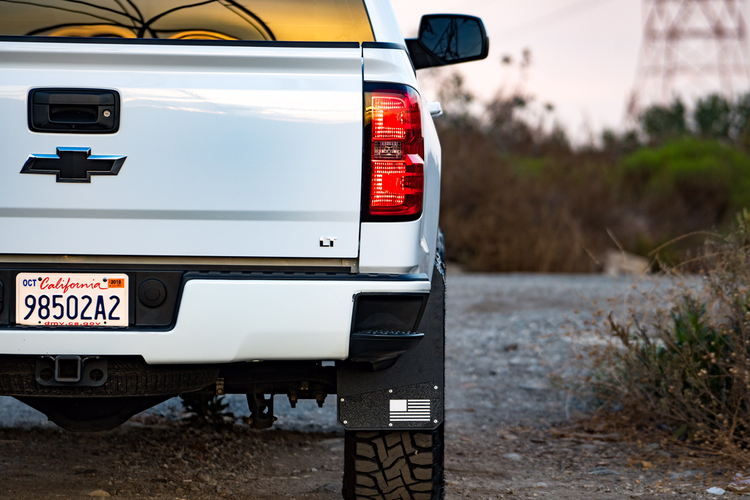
405,14,489,70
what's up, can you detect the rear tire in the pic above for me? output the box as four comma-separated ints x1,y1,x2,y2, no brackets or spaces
343,425,445,500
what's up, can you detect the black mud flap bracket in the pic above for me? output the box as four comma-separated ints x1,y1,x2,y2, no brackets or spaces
337,263,445,431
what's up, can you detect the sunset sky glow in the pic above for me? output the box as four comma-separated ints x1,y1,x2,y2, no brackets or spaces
391,0,644,138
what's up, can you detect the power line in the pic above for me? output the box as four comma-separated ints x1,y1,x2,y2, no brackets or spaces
497,0,619,41
631,0,750,110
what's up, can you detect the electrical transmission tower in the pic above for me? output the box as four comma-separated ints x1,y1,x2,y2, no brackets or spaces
631,0,750,113
428,19,461,62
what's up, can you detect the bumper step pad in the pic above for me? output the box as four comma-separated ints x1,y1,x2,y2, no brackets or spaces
349,330,424,371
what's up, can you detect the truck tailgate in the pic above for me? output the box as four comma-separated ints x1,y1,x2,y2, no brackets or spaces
0,41,363,258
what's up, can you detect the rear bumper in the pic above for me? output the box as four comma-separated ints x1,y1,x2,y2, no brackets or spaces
0,276,431,363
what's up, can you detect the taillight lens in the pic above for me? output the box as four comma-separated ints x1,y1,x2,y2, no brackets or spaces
368,87,424,217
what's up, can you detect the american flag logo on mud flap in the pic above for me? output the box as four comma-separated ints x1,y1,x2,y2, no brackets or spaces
389,399,431,422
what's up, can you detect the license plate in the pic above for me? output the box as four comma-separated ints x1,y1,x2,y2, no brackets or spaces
16,273,129,327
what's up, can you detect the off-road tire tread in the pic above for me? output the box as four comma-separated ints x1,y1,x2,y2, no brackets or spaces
343,426,445,500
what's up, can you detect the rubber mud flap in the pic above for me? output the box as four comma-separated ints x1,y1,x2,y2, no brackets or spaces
337,265,445,431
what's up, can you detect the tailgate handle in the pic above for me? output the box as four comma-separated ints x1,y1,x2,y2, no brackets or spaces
29,89,120,134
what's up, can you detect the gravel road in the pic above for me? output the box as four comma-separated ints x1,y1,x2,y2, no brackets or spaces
0,274,728,499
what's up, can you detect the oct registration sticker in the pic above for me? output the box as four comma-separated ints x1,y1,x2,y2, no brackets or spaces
15,273,129,327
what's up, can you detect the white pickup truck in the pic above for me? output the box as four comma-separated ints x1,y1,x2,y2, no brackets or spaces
0,1,487,498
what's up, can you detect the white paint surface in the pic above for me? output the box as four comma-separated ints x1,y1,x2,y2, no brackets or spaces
0,42,364,257
0,278,431,363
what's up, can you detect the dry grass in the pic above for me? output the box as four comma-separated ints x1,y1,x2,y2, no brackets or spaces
439,122,669,273
572,211,750,464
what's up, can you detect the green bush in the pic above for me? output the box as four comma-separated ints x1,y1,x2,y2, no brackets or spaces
620,137,750,215
695,94,733,139
640,98,688,142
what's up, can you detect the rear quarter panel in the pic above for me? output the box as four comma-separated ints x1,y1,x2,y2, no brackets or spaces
359,45,440,276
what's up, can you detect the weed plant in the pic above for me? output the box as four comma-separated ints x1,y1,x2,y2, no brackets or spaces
581,211,750,461
180,393,235,429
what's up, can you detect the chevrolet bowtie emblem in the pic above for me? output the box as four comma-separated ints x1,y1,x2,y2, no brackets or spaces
21,147,126,183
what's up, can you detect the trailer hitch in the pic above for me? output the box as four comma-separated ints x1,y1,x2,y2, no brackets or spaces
35,356,108,387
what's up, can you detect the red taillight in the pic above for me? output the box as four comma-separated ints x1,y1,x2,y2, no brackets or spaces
369,88,424,217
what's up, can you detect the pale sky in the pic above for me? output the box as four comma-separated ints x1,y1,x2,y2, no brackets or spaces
391,0,643,138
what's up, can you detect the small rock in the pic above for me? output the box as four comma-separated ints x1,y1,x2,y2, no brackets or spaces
728,474,750,493
195,472,210,483
579,444,600,452
707,487,726,495
87,491,110,497
503,453,522,461
670,470,700,480
588,466,618,476
509,357,538,367
603,249,649,276
311,483,340,494
531,482,548,489
628,460,654,469
519,379,549,391
318,438,343,448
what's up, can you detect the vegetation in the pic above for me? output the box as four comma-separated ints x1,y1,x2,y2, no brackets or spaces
180,393,235,428
437,67,750,272
579,212,750,462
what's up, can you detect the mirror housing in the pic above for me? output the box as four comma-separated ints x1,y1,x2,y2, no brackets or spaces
405,14,489,70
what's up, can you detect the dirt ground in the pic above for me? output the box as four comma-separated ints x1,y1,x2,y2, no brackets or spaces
0,274,739,499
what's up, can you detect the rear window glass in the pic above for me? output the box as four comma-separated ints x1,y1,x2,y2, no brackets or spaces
0,0,374,42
